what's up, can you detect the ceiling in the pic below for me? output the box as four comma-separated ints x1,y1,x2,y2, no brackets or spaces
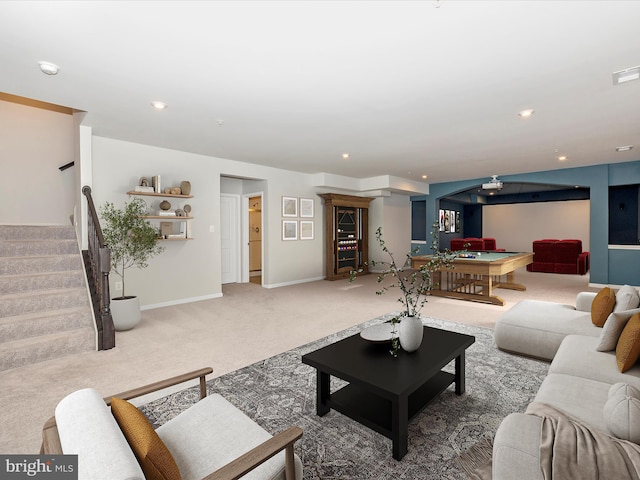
1,1,639,186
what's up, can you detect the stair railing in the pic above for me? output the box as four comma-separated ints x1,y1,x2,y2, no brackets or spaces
82,186,115,350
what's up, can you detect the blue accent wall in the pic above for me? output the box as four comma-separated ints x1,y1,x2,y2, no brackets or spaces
411,160,640,286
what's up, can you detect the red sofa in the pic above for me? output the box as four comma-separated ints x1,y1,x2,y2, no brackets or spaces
450,237,502,251
526,239,589,275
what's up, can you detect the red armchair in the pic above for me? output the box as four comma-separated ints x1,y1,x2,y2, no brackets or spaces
449,237,504,251
527,239,589,275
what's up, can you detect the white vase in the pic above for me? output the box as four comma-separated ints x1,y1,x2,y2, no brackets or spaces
110,296,141,331
399,315,424,352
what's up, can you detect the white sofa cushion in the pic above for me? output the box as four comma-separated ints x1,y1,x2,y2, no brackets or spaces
534,373,610,432
55,388,144,480
492,413,544,480
494,299,600,360
610,382,640,399
614,285,640,312
596,309,640,352
157,393,303,480
549,335,640,388
604,394,640,443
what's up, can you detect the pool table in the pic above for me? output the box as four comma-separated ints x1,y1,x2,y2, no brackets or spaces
410,251,534,306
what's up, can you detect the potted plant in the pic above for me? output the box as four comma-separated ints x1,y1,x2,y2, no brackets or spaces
351,223,458,355
100,197,164,331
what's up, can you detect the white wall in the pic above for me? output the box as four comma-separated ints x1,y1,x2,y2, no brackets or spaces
91,136,339,306
369,194,412,269
0,99,75,224
483,200,590,252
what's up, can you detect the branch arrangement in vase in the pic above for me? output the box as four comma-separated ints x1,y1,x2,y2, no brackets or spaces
350,222,460,356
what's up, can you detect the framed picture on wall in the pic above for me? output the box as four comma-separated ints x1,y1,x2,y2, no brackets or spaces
299,198,314,218
282,220,298,240
443,210,450,233
439,209,445,231
282,196,298,217
450,211,456,233
455,212,461,232
300,220,314,240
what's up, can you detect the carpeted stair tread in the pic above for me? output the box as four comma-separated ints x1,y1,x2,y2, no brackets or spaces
0,225,76,241
0,288,90,318
0,271,85,296
0,328,95,371
0,238,78,257
0,307,92,343
0,224,97,371
0,254,83,276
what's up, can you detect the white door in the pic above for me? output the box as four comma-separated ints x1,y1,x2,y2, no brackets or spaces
221,194,240,284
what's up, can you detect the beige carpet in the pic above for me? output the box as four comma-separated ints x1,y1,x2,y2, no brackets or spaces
0,270,595,454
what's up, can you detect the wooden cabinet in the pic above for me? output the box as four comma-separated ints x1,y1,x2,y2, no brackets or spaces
127,191,194,240
319,193,374,280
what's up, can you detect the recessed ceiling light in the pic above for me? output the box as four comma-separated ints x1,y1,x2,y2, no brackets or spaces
616,145,634,152
38,61,59,75
342,153,349,159
151,101,168,110
422,175,428,179
518,109,535,118
558,155,567,161
613,66,640,85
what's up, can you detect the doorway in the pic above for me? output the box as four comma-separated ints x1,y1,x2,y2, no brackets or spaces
248,195,262,285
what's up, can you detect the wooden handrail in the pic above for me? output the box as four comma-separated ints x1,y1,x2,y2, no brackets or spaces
82,185,115,350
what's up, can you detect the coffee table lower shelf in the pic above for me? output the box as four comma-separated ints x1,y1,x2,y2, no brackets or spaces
324,371,455,443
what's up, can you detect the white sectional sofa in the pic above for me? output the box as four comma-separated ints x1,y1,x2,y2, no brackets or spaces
492,286,640,479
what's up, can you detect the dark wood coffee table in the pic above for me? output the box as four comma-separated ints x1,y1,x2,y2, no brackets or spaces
301,325,475,460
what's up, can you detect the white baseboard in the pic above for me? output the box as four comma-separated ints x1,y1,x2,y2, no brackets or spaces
263,276,325,289
141,292,223,311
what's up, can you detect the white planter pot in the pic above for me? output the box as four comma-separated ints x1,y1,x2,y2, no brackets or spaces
399,315,424,352
110,296,141,331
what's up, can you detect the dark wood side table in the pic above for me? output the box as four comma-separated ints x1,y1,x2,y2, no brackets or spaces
302,326,475,460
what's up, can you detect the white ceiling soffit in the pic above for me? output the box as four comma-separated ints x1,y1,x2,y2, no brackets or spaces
0,1,639,185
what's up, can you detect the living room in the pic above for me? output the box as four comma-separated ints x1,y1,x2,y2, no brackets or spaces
2,1,640,478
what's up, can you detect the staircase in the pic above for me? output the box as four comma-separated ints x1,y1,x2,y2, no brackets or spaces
0,225,96,371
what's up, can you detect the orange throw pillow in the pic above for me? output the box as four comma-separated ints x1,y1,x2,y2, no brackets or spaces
111,397,182,480
616,313,640,373
592,287,616,327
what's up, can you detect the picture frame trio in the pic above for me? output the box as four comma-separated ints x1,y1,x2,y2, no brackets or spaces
282,196,314,241
439,208,460,233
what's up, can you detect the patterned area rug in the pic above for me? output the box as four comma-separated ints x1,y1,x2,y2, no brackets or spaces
140,315,549,479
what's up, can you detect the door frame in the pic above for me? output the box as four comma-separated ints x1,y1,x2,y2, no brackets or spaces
221,193,241,284
242,191,264,284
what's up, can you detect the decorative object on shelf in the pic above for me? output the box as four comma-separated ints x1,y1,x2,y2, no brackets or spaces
282,196,298,217
175,208,186,217
170,186,182,195
180,181,191,195
100,197,164,331
350,223,458,356
139,177,150,187
184,204,192,214
152,175,161,193
164,188,172,194
159,200,171,210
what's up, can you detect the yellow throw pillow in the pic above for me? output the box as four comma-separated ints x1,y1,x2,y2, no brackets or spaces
616,313,640,373
111,397,182,480
592,287,616,327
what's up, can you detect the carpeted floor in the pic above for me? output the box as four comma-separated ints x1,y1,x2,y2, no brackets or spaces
140,315,549,479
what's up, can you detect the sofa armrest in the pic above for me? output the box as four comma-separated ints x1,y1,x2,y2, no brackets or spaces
202,426,303,480
576,291,597,312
